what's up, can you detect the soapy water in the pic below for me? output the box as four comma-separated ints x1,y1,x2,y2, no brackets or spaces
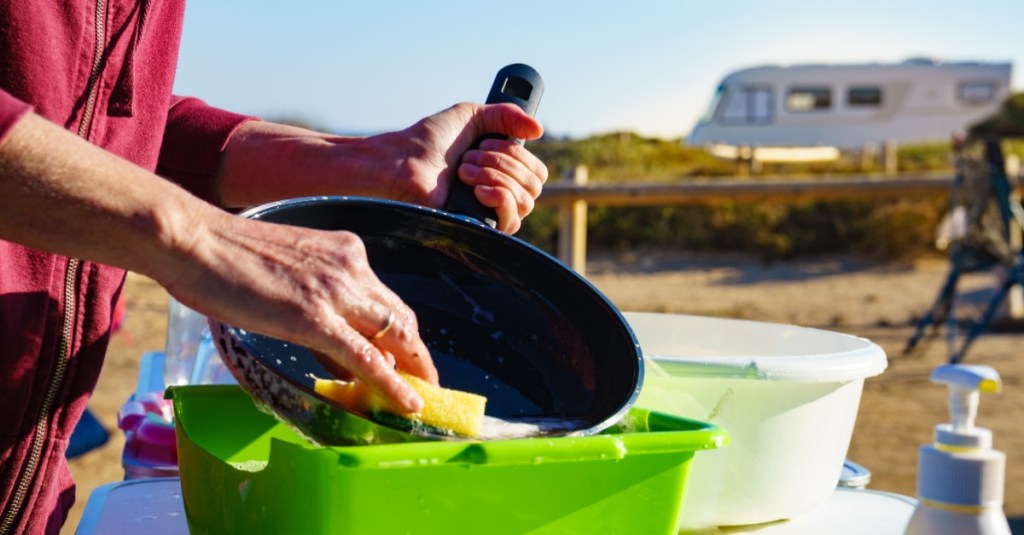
230,460,270,472
252,392,584,445
477,416,587,440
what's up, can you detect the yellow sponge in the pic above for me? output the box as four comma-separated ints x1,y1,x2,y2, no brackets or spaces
314,372,487,438
312,377,369,412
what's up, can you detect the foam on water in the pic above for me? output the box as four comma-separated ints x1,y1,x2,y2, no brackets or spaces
476,416,584,440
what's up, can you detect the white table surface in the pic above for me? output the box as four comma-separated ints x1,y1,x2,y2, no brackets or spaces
76,477,916,534
75,478,187,535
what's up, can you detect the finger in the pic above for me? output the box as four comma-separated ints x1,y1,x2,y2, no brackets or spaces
478,137,549,187
477,103,544,142
474,184,522,234
365,305,439,386
311,349,362,382
344,286,439,386
459,163,535,225
308,232,439,385
311,317,424,414
462,141,546,199
346,302,399,342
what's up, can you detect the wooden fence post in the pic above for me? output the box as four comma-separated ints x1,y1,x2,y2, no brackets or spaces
860,143,875,171
558,165,589,275
882,140,898,175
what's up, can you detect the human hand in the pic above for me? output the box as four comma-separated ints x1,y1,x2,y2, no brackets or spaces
161,208,437,414
373,102,548,233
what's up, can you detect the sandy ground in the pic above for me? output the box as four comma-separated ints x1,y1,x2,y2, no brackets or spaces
63,252,1024,533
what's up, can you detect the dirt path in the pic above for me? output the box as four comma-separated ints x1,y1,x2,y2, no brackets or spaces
63,253,1024,532
585,251,1023,519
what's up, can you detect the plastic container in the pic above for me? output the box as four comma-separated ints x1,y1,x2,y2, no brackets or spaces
170,385,727,535
905,364,1010,535
626,312,887,529
164,297,235,387
164,297,206,387
117,352,180,479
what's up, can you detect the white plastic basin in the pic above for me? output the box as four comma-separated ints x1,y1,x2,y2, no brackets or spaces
626,312,888,530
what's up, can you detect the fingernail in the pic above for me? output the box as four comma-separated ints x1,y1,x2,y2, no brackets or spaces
406,391,424,413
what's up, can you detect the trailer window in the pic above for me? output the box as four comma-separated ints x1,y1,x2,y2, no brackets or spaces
786,87,831,111
700,84,726,123
959,81,997,105
720,86,773,124
847,87,882,107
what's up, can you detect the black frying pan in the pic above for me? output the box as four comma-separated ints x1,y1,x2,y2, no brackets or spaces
210,65,644,444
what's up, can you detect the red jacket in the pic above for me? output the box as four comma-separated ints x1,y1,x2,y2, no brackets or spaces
0,2,253,533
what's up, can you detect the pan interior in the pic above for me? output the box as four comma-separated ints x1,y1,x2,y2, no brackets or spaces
238,197,641,431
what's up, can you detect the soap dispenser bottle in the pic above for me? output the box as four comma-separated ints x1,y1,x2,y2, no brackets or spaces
905,364,1010,535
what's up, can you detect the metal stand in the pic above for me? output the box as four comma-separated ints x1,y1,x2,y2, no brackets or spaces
904,139,1023,363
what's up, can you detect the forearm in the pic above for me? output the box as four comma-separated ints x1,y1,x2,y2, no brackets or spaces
216,121,403,208
0,112,220,285
214,102,546,233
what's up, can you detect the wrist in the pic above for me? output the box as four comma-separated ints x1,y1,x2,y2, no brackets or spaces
140,191,231,291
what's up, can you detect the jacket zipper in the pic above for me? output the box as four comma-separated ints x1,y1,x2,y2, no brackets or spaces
78,0,108,138
0,0,106,531
0,261,80,535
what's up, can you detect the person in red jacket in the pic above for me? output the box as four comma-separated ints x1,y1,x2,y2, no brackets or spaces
0,3,547,533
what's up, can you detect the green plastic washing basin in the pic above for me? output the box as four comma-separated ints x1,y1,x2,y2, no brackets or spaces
171,385,727,534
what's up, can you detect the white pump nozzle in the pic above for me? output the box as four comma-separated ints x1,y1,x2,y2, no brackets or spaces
930,364,1001,449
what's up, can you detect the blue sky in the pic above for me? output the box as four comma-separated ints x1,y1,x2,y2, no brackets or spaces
173,1,1024,139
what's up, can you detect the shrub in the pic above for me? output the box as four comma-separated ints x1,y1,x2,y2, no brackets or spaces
521,133,960,260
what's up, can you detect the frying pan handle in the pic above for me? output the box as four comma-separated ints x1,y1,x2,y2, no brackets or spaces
444,63,545,228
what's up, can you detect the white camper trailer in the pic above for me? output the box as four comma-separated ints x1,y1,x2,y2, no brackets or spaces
687,59,1012,162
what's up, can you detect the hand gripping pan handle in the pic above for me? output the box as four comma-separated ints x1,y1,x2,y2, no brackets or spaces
443,64,545,228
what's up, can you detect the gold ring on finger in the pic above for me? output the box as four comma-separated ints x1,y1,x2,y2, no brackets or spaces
371,310,395,340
